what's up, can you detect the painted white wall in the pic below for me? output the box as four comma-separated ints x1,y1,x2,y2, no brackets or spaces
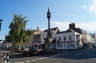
54,31,83,49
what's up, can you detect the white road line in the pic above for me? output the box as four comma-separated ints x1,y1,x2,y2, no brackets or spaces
15,53,61,63
49,53,62,58
39,57,48,59
26,61,31,62
30,54,61,62
15,62,25,63
31,57,48,62
19,62,25,63
31,60,37,61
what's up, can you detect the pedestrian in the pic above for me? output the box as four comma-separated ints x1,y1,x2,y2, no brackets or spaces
6,53,9,63
3,53,7,63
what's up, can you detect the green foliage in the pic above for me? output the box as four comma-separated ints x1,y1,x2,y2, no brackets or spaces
5,14,33,47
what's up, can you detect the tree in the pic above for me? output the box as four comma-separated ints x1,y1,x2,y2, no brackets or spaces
6,14,33,49
23,30,33,46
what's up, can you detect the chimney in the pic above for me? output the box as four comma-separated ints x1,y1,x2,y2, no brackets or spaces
69,23,75,30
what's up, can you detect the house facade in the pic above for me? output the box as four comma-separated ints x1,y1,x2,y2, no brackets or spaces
54,29,83,49
52,23,84,50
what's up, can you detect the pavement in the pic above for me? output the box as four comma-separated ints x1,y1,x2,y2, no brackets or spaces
1,48,96,63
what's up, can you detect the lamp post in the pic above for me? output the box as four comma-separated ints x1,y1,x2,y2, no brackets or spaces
46,8,52,47
0,19,2,31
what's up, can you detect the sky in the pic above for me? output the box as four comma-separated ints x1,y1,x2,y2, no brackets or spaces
0,0,96,40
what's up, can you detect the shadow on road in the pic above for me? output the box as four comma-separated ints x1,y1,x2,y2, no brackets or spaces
9,48,96,60
50,48,96,60
9,52,59,59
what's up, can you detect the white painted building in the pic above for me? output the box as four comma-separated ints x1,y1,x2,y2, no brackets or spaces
54,29,83,49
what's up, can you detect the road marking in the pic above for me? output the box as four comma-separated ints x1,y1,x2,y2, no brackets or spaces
31,57,48,62
26,61,30,62
39,57,48,59
15,62,25,63
49,53,62,58
30,54,61,62
31,60,37,61
14,53,61,63
14,57,49,63
19,62,25,63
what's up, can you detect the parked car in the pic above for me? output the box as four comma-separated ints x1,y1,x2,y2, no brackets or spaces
14,47,24,53
22,48,31,56
22,47,43,56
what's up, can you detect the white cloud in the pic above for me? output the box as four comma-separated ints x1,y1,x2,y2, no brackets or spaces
83,0,96,13
51,21,70,31
51,21,96,33
82,5,87,9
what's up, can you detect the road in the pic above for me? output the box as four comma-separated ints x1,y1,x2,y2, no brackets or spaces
1,48,96,63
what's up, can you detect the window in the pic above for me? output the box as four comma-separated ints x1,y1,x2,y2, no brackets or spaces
57,43,63,47
70,43,75,47
69,36,73,41
55,37,57,41
64,43,66,48
76,35,80,45
67,42,75,47
64,37,66,41
67,42,70,47
76,35,80,41
58,37,61,41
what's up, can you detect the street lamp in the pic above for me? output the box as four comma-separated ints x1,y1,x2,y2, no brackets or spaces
0,19,3,31
47,8,51,32
46,8,52,47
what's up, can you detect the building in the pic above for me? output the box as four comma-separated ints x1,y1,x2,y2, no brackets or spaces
43,27,60,48
26,27,60,49
2,41,12,49
26,23,94,50
23,27,43,48
53,23,96,50
53,23,83,49
44,27,60,40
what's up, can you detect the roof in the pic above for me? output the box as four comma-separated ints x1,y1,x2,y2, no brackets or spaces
44,27,59,32
56,29,74,34
56,28,82,34
74,28,82,34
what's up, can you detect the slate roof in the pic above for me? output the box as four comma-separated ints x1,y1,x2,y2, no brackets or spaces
56,28,82,34
44,27,59,32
